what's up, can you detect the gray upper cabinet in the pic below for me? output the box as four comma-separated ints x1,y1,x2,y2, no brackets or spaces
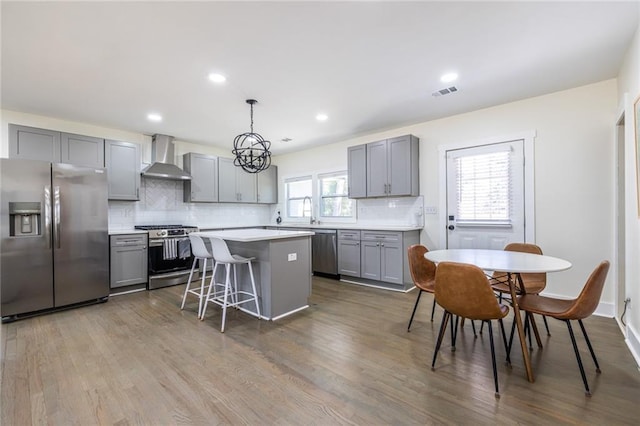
347,145,367,198
366,135,419,197
257,165,278,204
9,124,61,162
218,157,258,203
183,153,218,203
10,124,106,168
61,132,104,168
348,134,419,199
105,140,140,200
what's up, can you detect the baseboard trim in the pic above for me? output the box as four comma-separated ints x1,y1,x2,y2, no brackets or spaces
626,323,640,369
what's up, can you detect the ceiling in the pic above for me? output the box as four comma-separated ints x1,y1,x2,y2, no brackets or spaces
2,2,638,155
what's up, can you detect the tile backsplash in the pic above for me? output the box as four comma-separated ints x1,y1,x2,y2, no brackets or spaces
108,178,271,230
109,178,424,230
356,196,424,227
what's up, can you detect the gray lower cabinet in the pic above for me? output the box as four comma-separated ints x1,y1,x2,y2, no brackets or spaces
183,153,218,202
340,229,419,289
105,140,140,200
110,234,148,288
219,157,258,203
338,230,361,276
60,132,104,167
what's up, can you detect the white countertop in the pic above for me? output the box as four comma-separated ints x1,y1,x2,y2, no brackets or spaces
265,223,423,232
192,228,314,242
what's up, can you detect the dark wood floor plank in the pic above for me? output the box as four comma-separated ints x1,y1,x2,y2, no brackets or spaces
2,276,640,425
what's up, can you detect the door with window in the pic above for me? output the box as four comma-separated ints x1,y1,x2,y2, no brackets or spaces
446,140,525,249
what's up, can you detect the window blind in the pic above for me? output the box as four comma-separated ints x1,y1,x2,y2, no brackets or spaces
455,150,511,222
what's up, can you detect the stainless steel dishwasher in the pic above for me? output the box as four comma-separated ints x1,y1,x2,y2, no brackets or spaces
311,229,338,276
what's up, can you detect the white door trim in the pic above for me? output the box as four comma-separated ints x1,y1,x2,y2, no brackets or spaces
437,130,536,249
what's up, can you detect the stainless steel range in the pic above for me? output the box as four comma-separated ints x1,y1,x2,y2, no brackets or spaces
134,225,198,289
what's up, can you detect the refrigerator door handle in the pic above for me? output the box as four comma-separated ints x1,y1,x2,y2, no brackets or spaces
54,186,61,249
44,185,52,249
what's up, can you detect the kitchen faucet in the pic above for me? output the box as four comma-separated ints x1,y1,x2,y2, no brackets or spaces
302,196,316,225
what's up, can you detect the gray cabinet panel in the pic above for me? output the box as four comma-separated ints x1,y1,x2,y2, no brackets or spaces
350,134,419,199
360,240,381,281
347,145,366,198
105,140,140,200
380,242,403,284
237,167,257,203
183,153,218,202
9,124,61,162
60,132,104,167
218,157,238,202
366,140,388,197
257,165,277,204
338,239,361,277
218,157,258,203
110,234,148,288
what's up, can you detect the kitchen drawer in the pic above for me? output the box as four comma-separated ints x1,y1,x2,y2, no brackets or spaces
111,234,147,247
361,231,401,242
338,230,361,241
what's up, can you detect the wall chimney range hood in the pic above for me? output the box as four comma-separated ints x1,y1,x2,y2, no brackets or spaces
141,134,191,180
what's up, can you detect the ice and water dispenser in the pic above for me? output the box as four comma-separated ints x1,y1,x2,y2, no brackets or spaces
9,202,41,237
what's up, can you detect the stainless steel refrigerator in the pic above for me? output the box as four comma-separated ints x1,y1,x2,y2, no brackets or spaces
1,159,109,320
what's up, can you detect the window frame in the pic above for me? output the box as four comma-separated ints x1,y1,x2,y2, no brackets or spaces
284,175,312,219
318,170,354,219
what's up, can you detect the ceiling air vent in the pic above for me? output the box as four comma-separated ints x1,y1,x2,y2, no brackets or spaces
432,86,459,97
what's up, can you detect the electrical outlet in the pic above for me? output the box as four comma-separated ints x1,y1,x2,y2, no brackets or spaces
288,253,297,261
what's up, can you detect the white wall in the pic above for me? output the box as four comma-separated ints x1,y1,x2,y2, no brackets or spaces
276,80,617,309
616,6,640,364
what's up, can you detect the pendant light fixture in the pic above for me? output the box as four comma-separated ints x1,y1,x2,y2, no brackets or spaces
232,99,271,173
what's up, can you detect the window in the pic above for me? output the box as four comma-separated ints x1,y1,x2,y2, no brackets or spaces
319,171,353,218
285,176,312,218
453,147,512,223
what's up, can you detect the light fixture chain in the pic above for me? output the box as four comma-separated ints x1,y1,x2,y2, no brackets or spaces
250,102,254,133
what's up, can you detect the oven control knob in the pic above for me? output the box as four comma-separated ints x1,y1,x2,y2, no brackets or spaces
159,230,167,237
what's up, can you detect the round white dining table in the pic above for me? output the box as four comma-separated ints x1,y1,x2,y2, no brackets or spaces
424,248,572,383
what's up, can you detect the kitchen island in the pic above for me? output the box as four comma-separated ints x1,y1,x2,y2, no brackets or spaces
191,228,314,320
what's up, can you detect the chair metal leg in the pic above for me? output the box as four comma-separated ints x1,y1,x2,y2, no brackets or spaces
499,318,510,365
407,290,423,331
200,262,219,320
430,298,436,322
451,315,460,352
507,313,517,361
246,260,261,318
566,320,592,396
471,319,477,338
578,319,601,373
524,312,533,350
220,264,232,333
487,320,500,398
432,311,450,369
542,315,551,336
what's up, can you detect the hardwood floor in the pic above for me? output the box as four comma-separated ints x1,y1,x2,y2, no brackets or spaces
2,277,639,425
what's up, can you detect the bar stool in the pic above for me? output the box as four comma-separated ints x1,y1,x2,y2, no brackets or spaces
201,236,261,332
180,234,214,318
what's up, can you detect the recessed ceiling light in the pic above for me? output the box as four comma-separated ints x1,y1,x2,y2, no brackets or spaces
208,73,226,83
441,72,458,83
147,113,162,122
316,113,328,122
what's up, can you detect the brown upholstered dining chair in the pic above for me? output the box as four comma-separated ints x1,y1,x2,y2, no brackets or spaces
491,242,550,336
432,261,510,398
406,244,437,331
517,260,610,396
